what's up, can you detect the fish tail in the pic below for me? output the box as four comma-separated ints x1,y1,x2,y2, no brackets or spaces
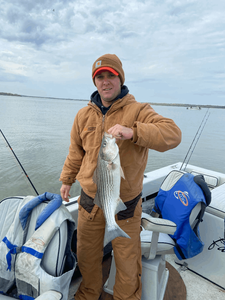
104,224,131,247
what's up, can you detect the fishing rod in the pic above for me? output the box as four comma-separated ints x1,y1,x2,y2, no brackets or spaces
0,129,39,195
180,109,210,171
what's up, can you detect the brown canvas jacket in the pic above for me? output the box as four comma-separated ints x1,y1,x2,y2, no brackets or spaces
59,93,181,202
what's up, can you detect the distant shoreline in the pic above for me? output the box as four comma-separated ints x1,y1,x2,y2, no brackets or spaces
149,103,225,109
0,92,22,97
0,92,87,102
1,92,224,109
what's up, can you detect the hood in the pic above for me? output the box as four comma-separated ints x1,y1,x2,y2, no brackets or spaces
90,85,129,115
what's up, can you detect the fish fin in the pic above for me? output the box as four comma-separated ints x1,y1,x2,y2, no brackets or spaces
104,224,131,247
120,167,125,179
94,192,102,209
107,162,113,170
107,161,117,171
115,198,127,215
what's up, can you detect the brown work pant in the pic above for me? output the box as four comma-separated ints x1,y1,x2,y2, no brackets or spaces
75,197,142,300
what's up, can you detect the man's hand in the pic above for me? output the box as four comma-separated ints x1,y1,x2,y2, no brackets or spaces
108,124,133,140
60,184,71,202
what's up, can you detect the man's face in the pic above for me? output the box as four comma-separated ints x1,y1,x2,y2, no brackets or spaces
94,71,121,107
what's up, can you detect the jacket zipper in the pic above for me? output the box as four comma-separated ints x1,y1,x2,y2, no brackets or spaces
90,101,109,134
102,115,105,133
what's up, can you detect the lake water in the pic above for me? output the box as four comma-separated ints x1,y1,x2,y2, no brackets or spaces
0,95,224,199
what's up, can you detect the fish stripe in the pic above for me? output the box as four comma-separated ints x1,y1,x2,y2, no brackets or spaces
94,133,130,246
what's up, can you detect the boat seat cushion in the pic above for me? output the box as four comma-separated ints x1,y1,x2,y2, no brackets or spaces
0,197,68,279
25,201,68,277
191,171,218,188
140,230,175,256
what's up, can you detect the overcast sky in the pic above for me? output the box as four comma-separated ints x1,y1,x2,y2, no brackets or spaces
0,0,224,105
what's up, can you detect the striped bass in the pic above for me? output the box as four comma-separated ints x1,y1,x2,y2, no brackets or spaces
93,132,131,246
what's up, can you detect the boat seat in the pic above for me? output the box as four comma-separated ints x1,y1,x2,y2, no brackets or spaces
140,214,176,258
0,194,76,300
104,212,177,300
190,171,218,188
104,170,210,300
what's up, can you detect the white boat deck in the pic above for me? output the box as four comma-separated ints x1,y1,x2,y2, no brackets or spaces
166,254,225,300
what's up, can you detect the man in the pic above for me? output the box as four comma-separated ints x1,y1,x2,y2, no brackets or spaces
60,54,182,300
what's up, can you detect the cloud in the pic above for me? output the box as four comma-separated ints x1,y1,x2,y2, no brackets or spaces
0,0,224,105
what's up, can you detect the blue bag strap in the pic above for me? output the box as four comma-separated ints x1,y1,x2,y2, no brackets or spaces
21,246,43,259
19,192,62,231
3,236,44,271
3,236,18,271
19,294,34,300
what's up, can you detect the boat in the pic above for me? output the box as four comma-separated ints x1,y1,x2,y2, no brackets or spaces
1,162,225,299
186,106,201,110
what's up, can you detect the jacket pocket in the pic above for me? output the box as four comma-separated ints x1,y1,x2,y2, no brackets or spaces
79,189,95,213
117,193,142,220
78,190,99,222
80,124,101,151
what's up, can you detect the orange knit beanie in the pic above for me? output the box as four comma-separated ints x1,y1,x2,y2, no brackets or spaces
92,54,125,86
